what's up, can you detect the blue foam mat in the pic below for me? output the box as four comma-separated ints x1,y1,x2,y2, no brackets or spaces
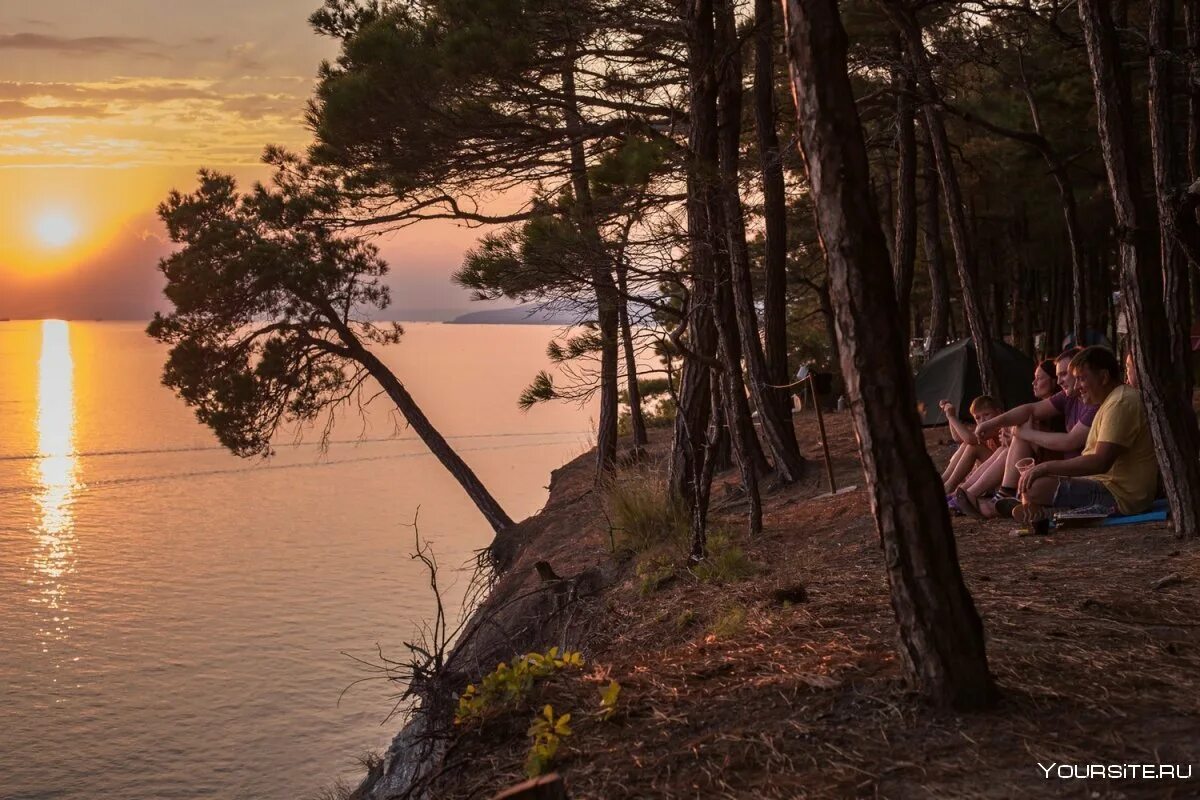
1098,498,1170,527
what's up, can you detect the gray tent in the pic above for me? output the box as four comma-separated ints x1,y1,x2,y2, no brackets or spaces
915,338,1036,426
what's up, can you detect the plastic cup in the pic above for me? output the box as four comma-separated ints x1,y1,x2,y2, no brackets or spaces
1015,457,1035,474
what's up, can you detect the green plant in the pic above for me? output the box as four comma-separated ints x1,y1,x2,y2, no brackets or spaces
635,551,677,595
691,529,757,584
709,604,747,639
455,647,585,725
598,680,621,720
525,704,572,777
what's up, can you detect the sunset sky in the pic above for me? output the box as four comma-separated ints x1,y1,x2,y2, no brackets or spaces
0,2,493,320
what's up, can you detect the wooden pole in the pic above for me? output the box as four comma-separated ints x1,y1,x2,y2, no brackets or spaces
809,375,837,493
769,373,839,494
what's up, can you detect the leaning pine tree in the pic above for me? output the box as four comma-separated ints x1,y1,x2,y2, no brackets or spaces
782,0,995,708
147,168,514,534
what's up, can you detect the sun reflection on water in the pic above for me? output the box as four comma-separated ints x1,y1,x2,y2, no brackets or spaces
32,319,79,654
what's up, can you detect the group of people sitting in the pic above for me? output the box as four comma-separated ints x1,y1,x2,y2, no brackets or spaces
942,345,1159,534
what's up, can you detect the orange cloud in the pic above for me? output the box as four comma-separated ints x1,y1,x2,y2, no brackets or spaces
0,33,166,58
0,101,112,119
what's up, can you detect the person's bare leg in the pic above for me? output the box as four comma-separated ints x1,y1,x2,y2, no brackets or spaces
942,442,971,490
963,447,1006,499
1002,436,1036,490
944,444,988,493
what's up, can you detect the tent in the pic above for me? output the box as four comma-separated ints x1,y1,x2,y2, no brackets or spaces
915,338,1037,426
1061,330,1111,350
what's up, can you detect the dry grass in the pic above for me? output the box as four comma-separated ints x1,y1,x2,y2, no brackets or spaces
604,465,689,554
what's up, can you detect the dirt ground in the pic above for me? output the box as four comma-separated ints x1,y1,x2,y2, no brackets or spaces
432,410,1200,800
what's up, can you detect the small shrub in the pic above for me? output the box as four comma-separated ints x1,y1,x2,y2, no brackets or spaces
691,529,757,584
636,551,677,595
709,604,747,639
455,647,584,725
525,704,573,778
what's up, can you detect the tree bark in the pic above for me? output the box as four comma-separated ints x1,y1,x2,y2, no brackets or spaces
921,151,951,357
1149,0,1195,401
1021,85,1086,347
1188,0,1200,182
670,0,721,508
1188,0,1200,318
1078,0,1200,538
884,1,999,399
351,344,516,534
713,315,765,535
713,232,774,478
754,0,794,429
708,32,774,481
715,0,806,483
893,42,919,344
782,0,996,708
689,376,723,561
616,258,649,448
562,54,620,477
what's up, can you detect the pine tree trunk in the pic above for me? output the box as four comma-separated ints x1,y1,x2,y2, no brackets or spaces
1012,60,1088,348
616,260,649,448
562,56,619,477
782,0,996,709
670,0,721,508
1188,0,1200,182
1149,0,1195,402
352,346,515,534
922,155,951,357
1189,0,1200,321
893,43,919,344
714,233,774,476
689,377,723,561
885,2,999,398
815,281,840,372
1051,160,1089,349
715,0,805,483
754,0,793,429
714,305,764,534
1078,0,1200,538
1048,253,1069,352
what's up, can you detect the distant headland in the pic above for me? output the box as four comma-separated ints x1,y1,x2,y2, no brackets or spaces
445,305,584,325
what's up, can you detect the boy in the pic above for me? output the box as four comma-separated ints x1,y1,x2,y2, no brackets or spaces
941,395,1003,494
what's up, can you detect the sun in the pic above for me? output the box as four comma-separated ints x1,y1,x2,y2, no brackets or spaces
33,211,82,249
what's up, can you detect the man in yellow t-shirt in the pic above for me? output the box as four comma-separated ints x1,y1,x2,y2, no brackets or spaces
998,346,1159,525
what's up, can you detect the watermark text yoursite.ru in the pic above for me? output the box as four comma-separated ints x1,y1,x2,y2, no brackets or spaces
1038,763,1194,780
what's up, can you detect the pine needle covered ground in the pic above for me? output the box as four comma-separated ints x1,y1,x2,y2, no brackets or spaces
427,410,1200,799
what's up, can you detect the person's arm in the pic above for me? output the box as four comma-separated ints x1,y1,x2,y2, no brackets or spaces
975,400,1047,439
1018,441,1124,494
1015,420,1090,453
945,408,978,445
